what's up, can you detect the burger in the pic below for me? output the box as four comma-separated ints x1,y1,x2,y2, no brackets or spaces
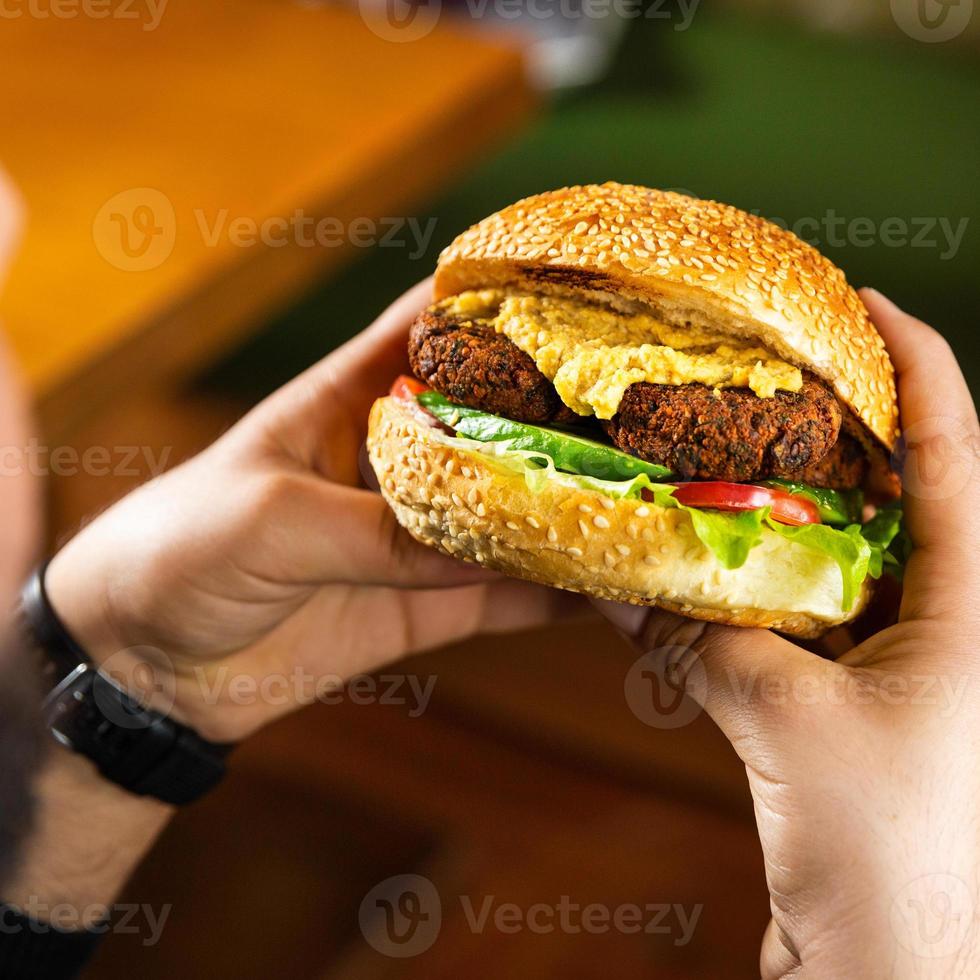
367,183,907,637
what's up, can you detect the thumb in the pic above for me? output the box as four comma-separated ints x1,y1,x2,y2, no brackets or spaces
595,601,826,751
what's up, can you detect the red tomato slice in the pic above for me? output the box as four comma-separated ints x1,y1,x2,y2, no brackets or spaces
390,375,429,401
669,482,820,526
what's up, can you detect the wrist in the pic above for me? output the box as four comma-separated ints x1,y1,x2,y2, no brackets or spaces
3,744,172,922
43,545,191,729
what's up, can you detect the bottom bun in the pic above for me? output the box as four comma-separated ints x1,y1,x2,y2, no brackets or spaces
367,396,871,638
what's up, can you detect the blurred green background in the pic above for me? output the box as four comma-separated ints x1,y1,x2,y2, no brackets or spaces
207,7,979,398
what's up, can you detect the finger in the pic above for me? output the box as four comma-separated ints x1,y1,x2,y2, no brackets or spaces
760,917,800,980
860,289,980,611
594,600,826,755
262,578,590,687
281,476,501,589
473,580,592,636
860,288,980,533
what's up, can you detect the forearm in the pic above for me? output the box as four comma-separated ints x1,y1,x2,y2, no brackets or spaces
4,746,172,927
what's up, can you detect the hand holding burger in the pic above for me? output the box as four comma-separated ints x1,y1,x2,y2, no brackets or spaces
603,288,980,978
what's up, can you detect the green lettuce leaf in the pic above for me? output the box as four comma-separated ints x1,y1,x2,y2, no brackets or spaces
764,519,871,612
418,391,672,481
859,502,910,581
429,417,905,613
685,507,768,569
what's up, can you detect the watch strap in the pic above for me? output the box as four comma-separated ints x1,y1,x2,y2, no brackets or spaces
20,564,232,806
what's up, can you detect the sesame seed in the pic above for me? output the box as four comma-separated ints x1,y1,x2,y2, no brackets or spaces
600,497,615,510
525,515,540,529
506,520,519,531
615,544,630,556
567,547,583,558
547,527,558,543
593,515,611,529
578,503,593,514
578,519,590,538
635,506,650,518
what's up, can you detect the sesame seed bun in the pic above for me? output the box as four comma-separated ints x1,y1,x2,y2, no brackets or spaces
436,182,899,450
368,396,872,638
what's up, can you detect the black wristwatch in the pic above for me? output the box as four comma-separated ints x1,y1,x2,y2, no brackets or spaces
20,564,232,806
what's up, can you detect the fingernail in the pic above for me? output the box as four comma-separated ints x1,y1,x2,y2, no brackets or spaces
591,598,649,636
860,286,903,316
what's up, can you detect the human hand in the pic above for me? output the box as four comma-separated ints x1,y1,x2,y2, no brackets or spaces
46,280,580,743
599,290,980,978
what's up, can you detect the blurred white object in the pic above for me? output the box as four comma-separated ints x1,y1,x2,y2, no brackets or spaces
473,0,630,90
340,0,630,90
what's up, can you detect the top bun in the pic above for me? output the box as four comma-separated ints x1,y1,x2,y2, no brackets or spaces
435,182,899,450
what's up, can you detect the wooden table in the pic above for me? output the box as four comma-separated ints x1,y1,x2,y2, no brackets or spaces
0,0,532,438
